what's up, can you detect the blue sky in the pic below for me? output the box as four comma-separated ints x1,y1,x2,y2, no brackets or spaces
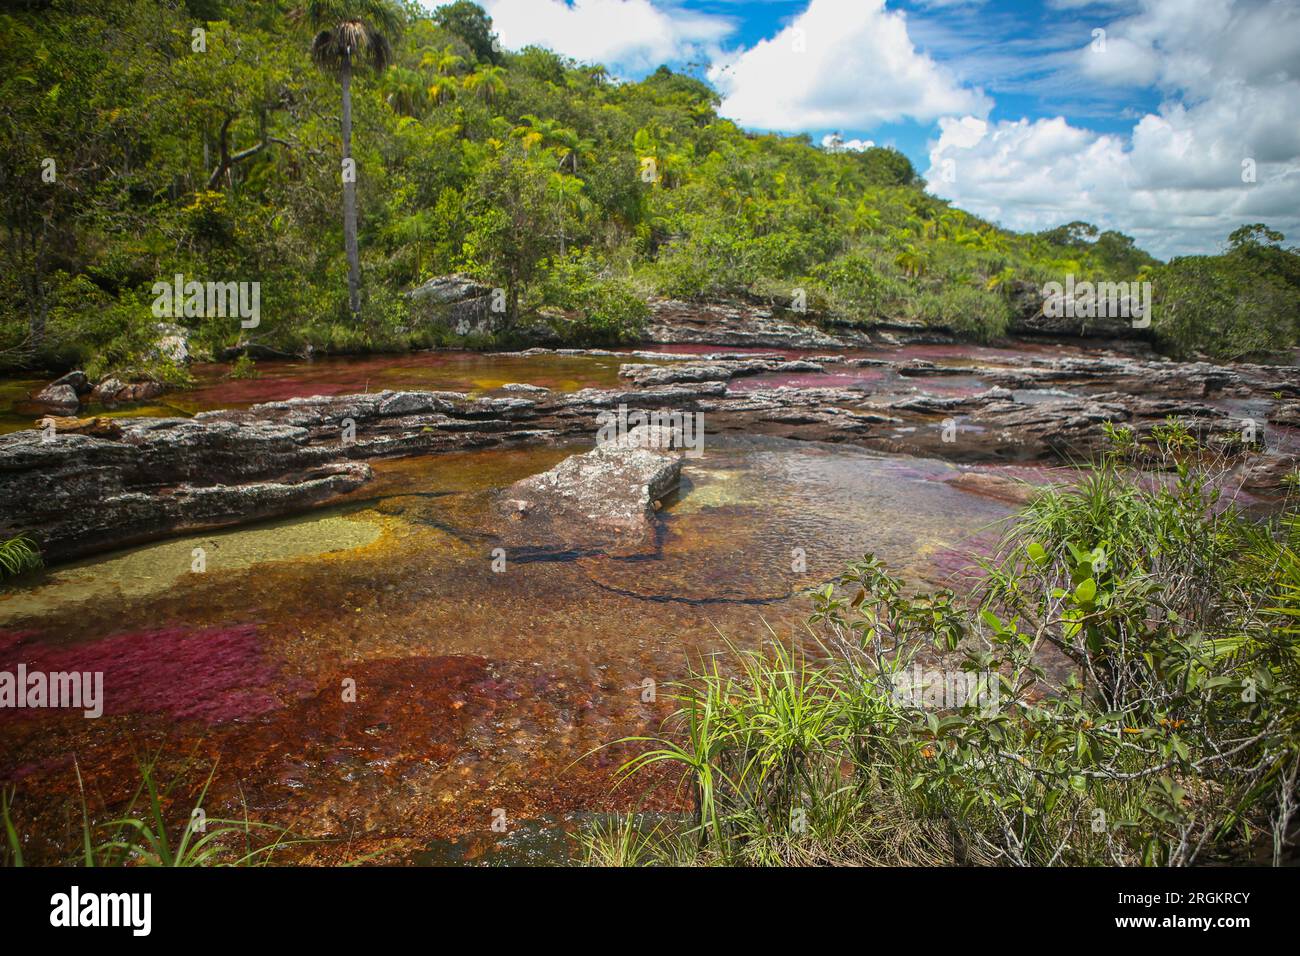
671,0,1161,160
474,0,1300,259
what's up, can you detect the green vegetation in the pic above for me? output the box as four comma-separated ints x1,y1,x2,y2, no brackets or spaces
0,534,42,580
1152,225,1300,360
591,432,1300,866
228,352,258,378
2,1,1297,378
1,756,301,867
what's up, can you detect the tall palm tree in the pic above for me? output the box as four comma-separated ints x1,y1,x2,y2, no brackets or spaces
511,115,589,173
549,172,591,256
427,75,459,106
304,0,400,321
894,245,927,279
381,65,427,118
985,265,1016,293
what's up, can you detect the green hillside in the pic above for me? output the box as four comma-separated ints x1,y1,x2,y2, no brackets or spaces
2,0,1296,379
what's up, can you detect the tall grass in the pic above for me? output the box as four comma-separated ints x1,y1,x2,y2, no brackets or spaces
2,756,303,867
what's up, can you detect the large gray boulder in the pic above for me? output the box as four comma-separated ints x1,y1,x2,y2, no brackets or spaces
496,425,683,555
33,383,80,411
406,274,500,337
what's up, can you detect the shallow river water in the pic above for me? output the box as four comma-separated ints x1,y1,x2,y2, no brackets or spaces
0,346,1063,863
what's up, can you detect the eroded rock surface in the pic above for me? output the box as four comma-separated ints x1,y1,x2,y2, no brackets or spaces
4,343,1297,563
0,419,372,561
496,425,682,556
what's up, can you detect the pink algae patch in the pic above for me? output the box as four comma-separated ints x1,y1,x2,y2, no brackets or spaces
0,624,285,724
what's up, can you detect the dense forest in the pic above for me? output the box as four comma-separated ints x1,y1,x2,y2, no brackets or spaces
2,0,1298,384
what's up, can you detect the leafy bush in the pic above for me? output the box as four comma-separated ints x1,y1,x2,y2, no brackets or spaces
808,251,884,321
539,253,648,345
1153,249,1300,360
914,284,1012,340
653,226,747,300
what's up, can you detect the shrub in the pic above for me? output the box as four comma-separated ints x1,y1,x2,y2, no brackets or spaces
229,354,258,379
1152,255,1298,360
539,253,648,345
0,535,42,581
809,251,884,321
914,284,1012,340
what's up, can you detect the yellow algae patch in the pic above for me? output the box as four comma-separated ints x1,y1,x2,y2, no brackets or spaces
0,510,386,622
368,444,578,497
668,467,752,514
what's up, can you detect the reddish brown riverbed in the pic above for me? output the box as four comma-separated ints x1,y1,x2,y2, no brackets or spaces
0,346,1083,864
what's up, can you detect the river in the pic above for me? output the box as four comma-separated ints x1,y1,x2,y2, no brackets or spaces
0,341,1260,863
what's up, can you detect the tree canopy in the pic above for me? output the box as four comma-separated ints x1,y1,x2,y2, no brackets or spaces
1,0,1295,372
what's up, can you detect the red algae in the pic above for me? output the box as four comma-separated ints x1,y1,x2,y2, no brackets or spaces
177,352,625,411
0,624,286,724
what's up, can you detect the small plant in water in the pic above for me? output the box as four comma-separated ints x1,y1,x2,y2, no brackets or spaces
229,354,258,380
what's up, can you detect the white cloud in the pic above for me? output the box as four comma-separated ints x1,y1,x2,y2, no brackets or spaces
481,0,733,73
927,0,1300,258
707,0,989,131
822,133,876,151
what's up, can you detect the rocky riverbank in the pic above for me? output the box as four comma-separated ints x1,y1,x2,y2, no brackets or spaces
2,345,1296,563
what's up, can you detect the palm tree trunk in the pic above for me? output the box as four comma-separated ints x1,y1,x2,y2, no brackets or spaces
341,52,361,321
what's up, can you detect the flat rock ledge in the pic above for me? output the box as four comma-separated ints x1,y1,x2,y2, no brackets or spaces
3,346,1297,564
496,425,683,556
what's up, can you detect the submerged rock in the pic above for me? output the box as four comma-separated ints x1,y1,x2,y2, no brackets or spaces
90,377,165,406
496,425,683,555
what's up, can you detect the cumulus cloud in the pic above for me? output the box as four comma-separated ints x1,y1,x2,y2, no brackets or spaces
927,0,1300,258
482,0,733,73
707,0,989,131
822,133,876,152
